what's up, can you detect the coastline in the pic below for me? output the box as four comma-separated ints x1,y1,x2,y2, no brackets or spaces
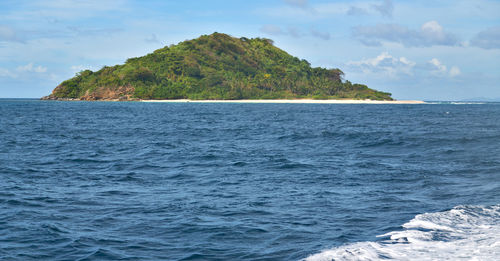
140,99,426,104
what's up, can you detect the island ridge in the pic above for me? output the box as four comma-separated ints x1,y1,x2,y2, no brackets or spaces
42,32,393,101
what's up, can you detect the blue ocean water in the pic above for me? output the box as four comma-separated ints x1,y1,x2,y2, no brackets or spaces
0,99,499,260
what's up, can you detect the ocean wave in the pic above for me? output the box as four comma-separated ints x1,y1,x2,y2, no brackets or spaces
304,204,500,261
425,101,489,105
449,102,487,105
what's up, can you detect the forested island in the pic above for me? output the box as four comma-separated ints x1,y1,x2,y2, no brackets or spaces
42,33,393,101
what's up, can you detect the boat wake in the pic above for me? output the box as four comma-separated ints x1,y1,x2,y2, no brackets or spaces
304,204,500,261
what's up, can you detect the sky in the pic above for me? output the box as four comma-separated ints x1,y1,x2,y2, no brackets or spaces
0,0,499,100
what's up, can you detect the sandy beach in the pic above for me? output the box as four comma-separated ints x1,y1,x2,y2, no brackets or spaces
141,99,426,104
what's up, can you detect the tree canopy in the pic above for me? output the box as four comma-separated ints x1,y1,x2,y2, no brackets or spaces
47,32,392,100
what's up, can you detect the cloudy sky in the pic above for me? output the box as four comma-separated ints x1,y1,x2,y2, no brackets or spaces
0,0,499,100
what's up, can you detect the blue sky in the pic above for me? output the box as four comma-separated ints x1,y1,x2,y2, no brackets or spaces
0,0,499,100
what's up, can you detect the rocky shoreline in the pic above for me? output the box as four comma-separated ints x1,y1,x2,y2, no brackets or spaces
40,95,140,101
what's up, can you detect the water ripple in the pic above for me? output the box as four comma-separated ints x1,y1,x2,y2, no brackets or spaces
1,100,499,260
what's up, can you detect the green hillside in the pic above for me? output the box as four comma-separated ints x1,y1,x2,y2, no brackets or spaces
44,33,392,100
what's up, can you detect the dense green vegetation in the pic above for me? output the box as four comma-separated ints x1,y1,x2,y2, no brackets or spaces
48,33,392,100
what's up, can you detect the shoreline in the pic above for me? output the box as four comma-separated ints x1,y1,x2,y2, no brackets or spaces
140,99,426,104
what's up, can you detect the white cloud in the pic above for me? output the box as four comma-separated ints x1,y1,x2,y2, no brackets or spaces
70,65,95,73
0,63,47,78
428,58,447,73
353,21,459,47
17,63,47,73
427,58,460,77
470,26,500,49
420,21,452,44
345,0,393,18
372,0,393,18
449,66,461,77
421,21,442,33
264,1,392,20
347,52,416,78
70,65,85,71
261,0,395,20
0,25,23,43
0,68,17,78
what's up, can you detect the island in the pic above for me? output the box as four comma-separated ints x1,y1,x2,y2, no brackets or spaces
42,32,395,101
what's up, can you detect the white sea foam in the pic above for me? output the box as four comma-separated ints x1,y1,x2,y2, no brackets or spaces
304,205,500,261
426,101,488,105
449,102,487,105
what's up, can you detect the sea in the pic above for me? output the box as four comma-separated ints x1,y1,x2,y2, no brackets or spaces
0,99,499,260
